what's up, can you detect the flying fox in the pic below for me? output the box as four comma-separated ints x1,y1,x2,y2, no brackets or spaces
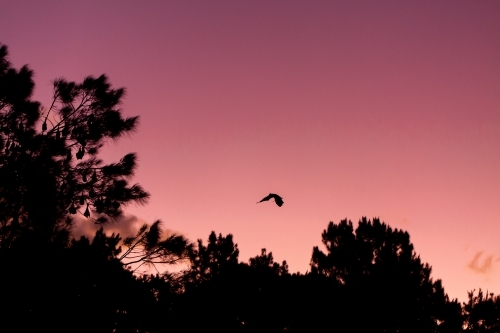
257,193,284,207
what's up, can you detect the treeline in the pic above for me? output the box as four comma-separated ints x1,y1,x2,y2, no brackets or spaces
0,42,499,332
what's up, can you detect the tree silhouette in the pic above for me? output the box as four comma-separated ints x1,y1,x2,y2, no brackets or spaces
175,233,296,332
0,43,186,333
463,289,500,332
249,248,288,276
0,43,149,249
0,227,156,333
119,219,192,273
311,217,463,332
185,231,240,284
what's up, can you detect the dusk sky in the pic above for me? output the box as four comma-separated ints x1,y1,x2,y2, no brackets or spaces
1,0,499,302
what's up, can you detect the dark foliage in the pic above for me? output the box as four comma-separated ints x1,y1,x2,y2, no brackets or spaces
310,217,463,332
0,43,149,251
0,229,155,333
120,219,193,272
463,289,500,332
185,231,240,284
0,43,179,332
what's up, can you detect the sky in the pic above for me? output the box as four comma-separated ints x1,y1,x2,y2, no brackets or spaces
1,0,499,302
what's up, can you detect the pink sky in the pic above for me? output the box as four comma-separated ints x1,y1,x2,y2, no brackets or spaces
1,0,499,302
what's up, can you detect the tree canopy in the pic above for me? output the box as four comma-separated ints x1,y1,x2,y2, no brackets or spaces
0,43,150,250
311,217,463,332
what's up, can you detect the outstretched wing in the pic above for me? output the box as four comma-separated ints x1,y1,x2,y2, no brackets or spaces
257,193,274,203
272,194,284,207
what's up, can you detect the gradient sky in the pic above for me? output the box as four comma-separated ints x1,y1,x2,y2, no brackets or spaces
1,0,499,302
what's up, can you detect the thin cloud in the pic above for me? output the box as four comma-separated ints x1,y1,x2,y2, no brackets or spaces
71,214,145,240
401,217,411,226
467,251,500,275
71,215,190,273
71,214,184,242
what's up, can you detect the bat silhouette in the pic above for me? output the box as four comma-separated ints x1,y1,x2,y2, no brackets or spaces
257,193,284,207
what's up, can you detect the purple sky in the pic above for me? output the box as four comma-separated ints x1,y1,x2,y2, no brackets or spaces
1,0,499,302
